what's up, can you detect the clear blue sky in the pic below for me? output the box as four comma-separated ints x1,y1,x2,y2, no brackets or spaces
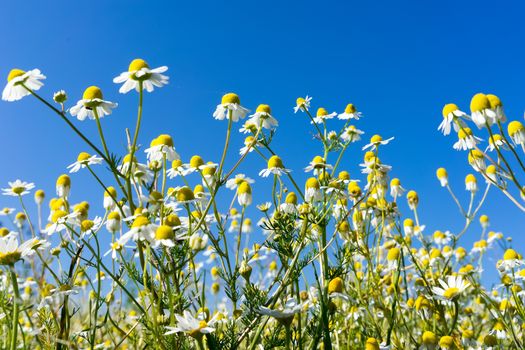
1,0,524,283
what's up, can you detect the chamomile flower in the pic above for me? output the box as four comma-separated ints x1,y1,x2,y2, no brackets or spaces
247,104,278,130
2,68,46,102
0,207,15,216
340,125,364,143
144,134,180,162
258,298,305,325
165,311,218,338
225,174,255,190
507,121,525,146
152,225,185,248
304,156,333,174
407,190,419,210
362,134,394,151
487,94,506,122
497,249,523,272
239,135,257,155
70,86,117,121
432,275,470,301
438,103,467,136
259,155,290,177
237,182,252,207
213,92,249,122
338,103,362,120
2,180,35,197
436,168,448,187
167,159,185,178
105,211,121,233
486,133,507,152
470,93,497,128
0,236,45,265
305,177,322,202
279,192,298,214
67,152,103,173
118,215,157,245
389,178,405,198
467,149,486,171
453,127,481,151
465,174,478,192
113,58,168,93
294,96,312,113
312,107,337,124
56,174,71,198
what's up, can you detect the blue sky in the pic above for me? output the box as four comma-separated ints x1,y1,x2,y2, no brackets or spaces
1,0,524,283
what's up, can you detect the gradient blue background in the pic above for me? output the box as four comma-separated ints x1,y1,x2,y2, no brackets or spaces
1,0,524,284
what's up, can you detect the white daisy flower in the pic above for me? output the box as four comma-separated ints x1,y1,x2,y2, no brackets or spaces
247,104,278,130
508,121,525,146
0,236,45,265
237,182,252,207
470,93,498,128
432,275,470,301
312,107,337,124
362,135,394,151
67,152,103,173
213,92,249,122
167,159,186,179
338,103,362,120
113,58,168,94
438,103,468,136
165,310,219,337
497,249,523,272
340,125,364,143
2,68,45,102
486,134,507,152
144,134,180,162
239,136,257,155
258,298,305,323
259,155,290,177
2,180,35,197
0,207,15,216
294,95,312,113
69,86,117,121
226,174,255,190
305,177,322,202
304,156,332,174
453,127,482,151
118,215,157,245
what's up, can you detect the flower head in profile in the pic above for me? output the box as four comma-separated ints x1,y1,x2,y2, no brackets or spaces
259,155,290,177
2,68,46,102
67,152,103,173
247,104,278,130
2,180,35,197
165,310,219,338
258,298,306,326
341,125,364,143
338,103,362,120
226,174,255,190
113,58,168,93
213,92,249,122
438,103,467,136
70,86,117,121
294,95,312,113
312,107,337,124
453,127,482,151
0,236,46,265
470,93,498,128
145,134,180,162
362,134,394,151
432,275,470,301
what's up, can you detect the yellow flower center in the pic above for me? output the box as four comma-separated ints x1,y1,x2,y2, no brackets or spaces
108,211,120,220
177,187,195,202
268,155,284,169
164,214,181,227
296,97,306,106
51,210,68,223
422,331,437,345
104,186,117,198
151,134,174,147
132,216,150,228
442,103,459,118
458,128,473,139
439,335,454,348
338,171,350,181
0,251,22,265
306,177,320,189
328,277,343,293
487,94,502,108
155,225,174,240
128,59,149,72
172,159,183,169
221,92,240,105
12,186,26,195
256,104,271,114
190,155,204,168
387,247,400,261
316,107,329,117
81,220,94,232
237,182,252,195
508,121,524,136
443,287,459,299
370,134,383,143
344,103,356,114
503,248,519,260
470,93,490,113
7,69,26,82
83,86,103,100
77,152,91,163
56,174,71,187
285,192,297,204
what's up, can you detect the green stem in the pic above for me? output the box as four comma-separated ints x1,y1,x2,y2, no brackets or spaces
9,266,20,350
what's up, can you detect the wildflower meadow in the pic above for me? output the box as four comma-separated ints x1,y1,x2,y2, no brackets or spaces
2,2,525,349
